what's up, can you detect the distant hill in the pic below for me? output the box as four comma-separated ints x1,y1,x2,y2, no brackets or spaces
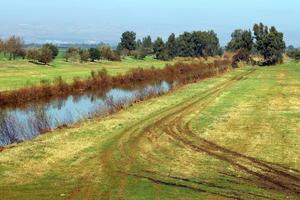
25,42,117,49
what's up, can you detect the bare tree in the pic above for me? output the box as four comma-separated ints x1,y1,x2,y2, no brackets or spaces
5,36,25,60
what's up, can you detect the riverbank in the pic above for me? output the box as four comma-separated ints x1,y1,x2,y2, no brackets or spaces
0,58,230,107
0,63,299,199
0,58,230,146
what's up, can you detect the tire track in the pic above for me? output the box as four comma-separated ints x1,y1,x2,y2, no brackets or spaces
69,67,299,199
121,67,299,198
110,68,268,199
153,69,300,197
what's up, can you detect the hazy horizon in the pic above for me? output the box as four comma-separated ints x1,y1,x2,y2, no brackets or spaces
1,0,299,46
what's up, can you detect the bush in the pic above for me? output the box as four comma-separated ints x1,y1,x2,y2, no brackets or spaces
26,49,40,62
99,46,113,60
287,48,300,61
16,48,27,59
65,48,80,62
109,52,121,61
232,49,251,68
27,47,53,65
38,47,53,65
89,48,101,62
99,46,121,61
42,44,59,59
79,49,90,62
131,50,147,60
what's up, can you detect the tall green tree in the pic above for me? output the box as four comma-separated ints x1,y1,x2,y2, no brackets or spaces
119,31,137,51
141,35,153,54
177,32,193,57
176,31,221,57
166,33,177,58
153,37,168,60
253,23,286,65
227,29,254,66
226,29,253,52
196,31,221,57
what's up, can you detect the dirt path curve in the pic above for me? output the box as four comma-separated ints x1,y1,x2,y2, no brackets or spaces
68,68,257,199
68,67,300,199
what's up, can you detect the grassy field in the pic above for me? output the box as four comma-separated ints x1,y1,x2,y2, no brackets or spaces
0,53,172,91
0,62,299,199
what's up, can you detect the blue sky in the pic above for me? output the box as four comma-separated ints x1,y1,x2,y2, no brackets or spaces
0,0,299,45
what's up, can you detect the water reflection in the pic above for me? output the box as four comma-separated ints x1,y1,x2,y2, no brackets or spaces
0,81,173,146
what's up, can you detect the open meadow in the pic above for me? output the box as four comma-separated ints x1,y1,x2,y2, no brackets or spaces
0,61,299,199
0,53,172,91
1,1,300,199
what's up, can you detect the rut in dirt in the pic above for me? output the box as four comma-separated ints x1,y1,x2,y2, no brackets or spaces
68,68,300,199
154,68,300,198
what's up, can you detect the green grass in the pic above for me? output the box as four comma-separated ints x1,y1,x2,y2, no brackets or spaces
0,52,172,91
0,62,299,199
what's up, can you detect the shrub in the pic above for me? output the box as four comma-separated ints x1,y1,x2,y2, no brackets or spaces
79,49,90,62
109,52,121,61
232,49,251,68
287,48,300,61
99,46,121,61
38,47,53,65
131,50,147,60
65,48,80,62
42,44,59,59
99,45,113,60
26,48,40,62
89,48,101,62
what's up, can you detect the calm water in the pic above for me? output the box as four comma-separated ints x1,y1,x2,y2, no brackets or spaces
0,81,173,146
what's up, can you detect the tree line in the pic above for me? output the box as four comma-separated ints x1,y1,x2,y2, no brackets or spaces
0,36,121,65
64,45,121,63
0,23,290,66
27,45,121,64
0,37,59,65
226,23,286,66
116,30,222,60
286,46,300,61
